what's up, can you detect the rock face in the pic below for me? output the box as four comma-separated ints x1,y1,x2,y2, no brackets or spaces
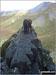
1,27,55,74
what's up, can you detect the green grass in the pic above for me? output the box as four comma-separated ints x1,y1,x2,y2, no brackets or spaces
0,12,17,22
1,40,10,57
0,11,28,47
34,18,55,52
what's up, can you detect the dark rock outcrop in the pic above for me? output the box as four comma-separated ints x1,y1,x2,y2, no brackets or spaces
1,27,55,74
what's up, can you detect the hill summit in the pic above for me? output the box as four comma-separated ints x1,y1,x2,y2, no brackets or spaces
1,26,55,74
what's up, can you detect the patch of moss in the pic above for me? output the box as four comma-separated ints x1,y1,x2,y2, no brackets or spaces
1,41,10,57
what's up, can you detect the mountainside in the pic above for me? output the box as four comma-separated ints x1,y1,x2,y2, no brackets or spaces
0,10,19,16
1,27,55,74
29,2,56,26
0,2,56,63
30,2,56,13
0,10,28,47
30,2,51,13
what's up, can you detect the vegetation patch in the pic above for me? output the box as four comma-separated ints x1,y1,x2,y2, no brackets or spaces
1,40,10,57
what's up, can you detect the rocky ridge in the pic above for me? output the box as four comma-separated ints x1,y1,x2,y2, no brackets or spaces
1,27,55,74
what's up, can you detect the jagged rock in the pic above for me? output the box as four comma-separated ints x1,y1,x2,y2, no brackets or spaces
32,62,40,74
0,57,4,62
7,67,20,74
26,54,34,64
46,64,55,71
31,39,42,49
5,27,37,66
1,60,9,74
1,27,55,74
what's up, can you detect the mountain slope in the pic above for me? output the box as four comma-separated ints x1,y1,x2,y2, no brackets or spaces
27,2,56,52
0,11,29,47
30,2,51,13
0,10,19,16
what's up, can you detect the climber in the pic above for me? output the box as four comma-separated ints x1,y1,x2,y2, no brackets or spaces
28,19,32,33
23,19,28,34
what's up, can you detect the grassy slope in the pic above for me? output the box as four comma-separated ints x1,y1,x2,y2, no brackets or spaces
0,11,29,46
29,8,56,63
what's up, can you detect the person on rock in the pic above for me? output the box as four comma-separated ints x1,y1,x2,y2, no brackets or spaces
23,19,28,34
23,19,32,34
28,19,32,33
